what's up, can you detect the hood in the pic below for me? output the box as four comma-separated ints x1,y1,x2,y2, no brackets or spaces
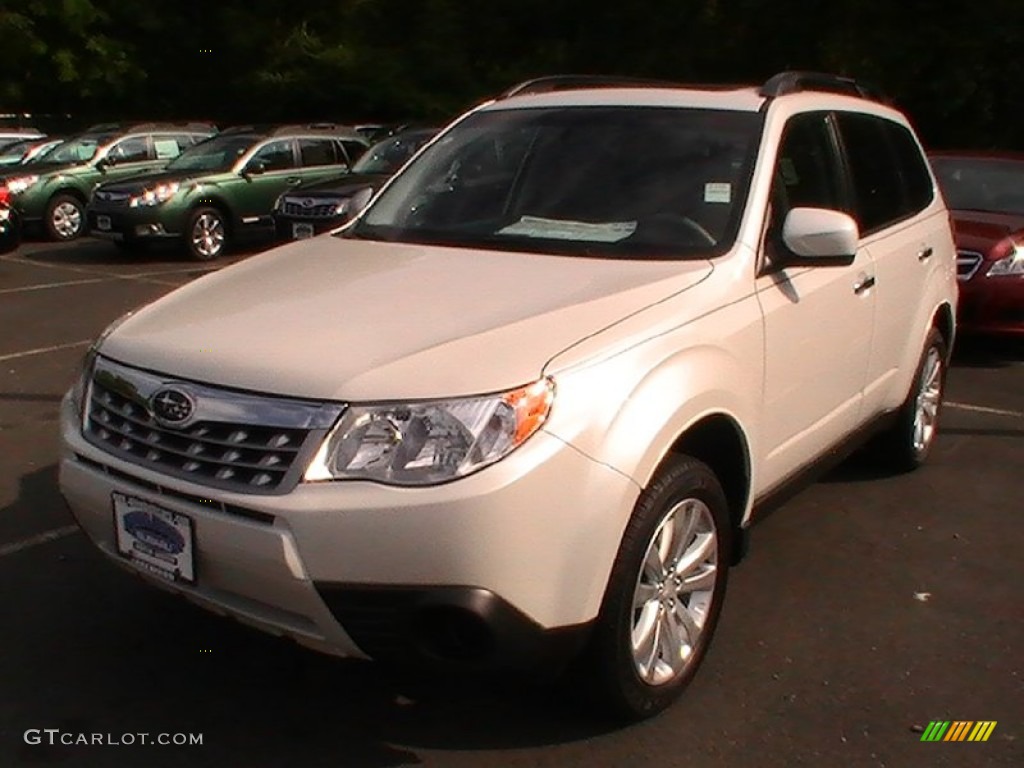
288,172,390,198
94,169,205,194
951,210,1024,257
1,160,81,180
100,238,713,401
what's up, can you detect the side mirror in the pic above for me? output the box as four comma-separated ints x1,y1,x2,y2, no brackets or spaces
96,157,110,172
0,205,21,255
780,207,859,265
243,160,267,178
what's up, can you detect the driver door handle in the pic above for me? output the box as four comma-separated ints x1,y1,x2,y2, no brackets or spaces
918,246,934,262
286,177,302,185
853,275,876,295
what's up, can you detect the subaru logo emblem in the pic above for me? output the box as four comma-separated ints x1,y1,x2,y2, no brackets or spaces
150,388,196,427
301,198,316,208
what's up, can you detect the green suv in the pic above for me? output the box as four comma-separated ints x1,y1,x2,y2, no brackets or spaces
86,124,369,260
0,123,215,241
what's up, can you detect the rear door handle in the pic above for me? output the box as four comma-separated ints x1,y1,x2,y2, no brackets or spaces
853,276,876,295
286,177,302,185
918,246,934,262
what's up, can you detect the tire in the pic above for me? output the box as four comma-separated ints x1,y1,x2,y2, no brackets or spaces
185,206,228,261
875,327,948,472
44,194,86,241
580,454,732,721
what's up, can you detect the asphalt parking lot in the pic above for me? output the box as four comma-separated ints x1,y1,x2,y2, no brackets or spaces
1,237,1021,768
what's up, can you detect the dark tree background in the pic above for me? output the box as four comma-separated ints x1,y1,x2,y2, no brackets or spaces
1,0,1021,148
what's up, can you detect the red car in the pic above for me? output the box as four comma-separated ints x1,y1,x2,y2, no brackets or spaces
930,151,1024,337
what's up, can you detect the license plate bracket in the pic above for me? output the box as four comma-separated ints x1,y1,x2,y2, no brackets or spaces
292,222,315,240
96,215,112,231
112,493,196,584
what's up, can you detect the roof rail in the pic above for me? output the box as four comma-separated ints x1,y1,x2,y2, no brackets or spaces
82,121,217,134
760,71,887,102
498,74,685,99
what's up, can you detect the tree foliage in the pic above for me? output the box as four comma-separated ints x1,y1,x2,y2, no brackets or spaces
0,0,1020,147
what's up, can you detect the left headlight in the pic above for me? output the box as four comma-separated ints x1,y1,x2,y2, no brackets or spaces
304,378,555,486
69,311,135,423
6,174,39,194
986,245,1024,277
129,181,180,207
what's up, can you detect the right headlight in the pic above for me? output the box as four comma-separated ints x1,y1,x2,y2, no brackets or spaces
304,378,555,486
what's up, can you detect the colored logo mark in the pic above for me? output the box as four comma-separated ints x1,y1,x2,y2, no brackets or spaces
921,721,997,742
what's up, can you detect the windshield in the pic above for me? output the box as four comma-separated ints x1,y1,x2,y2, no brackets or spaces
166,135,258,172
351,107,762,258
0,140,34,165
931,156,1024,215
43,134,113,164
352,131,436,175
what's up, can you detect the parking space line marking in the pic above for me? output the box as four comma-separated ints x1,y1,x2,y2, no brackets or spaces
0,525,79,559
0,277,112,295
947,401,1024,418
0,340,91,362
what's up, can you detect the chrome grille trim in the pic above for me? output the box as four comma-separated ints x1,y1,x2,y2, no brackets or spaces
280,198,343,219
83,356,344,494
956,250,983,281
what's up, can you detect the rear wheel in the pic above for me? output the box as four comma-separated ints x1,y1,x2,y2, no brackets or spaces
580,455,731,721
185,206,227,261
875,328,947,471
45,194,85,241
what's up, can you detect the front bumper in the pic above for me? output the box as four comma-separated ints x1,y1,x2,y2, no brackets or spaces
86,204,185,242
273,212,347,241
59,393,637,669
958,275,1024,337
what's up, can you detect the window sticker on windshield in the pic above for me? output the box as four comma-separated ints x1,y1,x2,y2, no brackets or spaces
704,182,732,204
154,140,180,159
497,216,637,242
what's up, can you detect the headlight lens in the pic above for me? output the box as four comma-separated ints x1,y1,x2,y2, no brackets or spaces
129,181,180,207
6,175,39,194
304,378,555,486
986,246,1024,277
70,311,135,422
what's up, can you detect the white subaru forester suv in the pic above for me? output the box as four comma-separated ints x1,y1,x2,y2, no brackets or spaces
59,72,957,720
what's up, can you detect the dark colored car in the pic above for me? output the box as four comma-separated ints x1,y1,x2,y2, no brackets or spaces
930,151,1024,338
87,124,369,260
0,122,215,241
0,201,20,254
273,128,437,241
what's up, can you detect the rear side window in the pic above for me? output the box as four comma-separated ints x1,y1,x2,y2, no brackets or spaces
884,122,934,214
835,112,907,234
298,138,338,167
152,134,193,160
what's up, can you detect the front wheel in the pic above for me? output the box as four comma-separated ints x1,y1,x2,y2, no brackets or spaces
45,194,85,241
185,207,228,261
580,455,731,721
875,328,947,472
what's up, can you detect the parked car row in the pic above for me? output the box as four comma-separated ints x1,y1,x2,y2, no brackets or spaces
0,120,439,261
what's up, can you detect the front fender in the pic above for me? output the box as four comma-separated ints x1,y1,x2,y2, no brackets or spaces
543,315,763,522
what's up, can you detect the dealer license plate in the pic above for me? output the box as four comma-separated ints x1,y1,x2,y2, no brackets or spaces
292,222,315,240
113,493,196,584
96,215,112,231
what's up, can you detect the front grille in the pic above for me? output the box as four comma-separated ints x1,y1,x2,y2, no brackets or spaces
957,250,983,281
83,357,344,494
280,198,342,219
91,191,132,208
